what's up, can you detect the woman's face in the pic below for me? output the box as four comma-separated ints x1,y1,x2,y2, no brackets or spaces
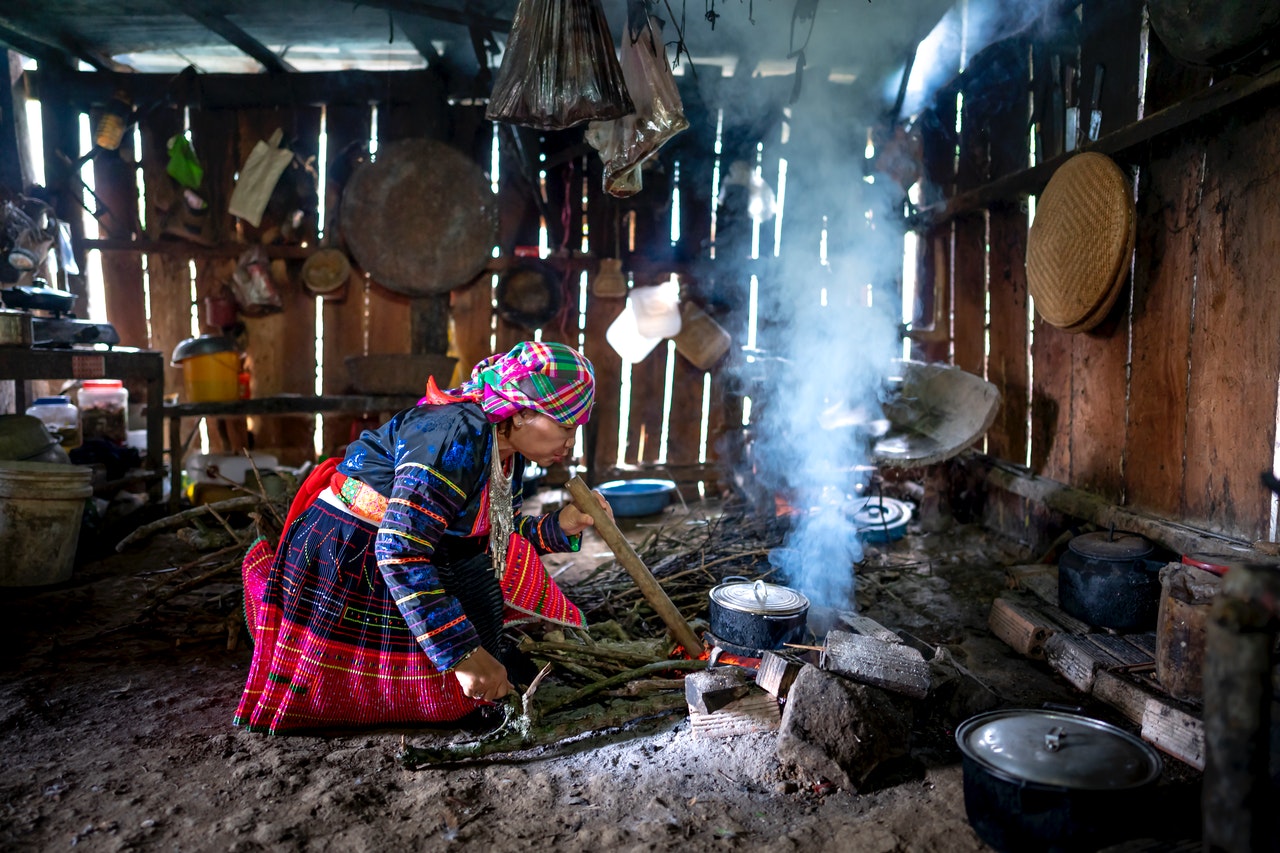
508,410,578,466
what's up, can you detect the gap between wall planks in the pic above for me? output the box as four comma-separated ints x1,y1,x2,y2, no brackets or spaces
984,201,1029,465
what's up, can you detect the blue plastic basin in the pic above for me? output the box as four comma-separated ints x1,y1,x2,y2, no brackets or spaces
597,478,677,517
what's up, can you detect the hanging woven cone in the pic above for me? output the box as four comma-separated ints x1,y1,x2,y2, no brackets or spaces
486,0,634,131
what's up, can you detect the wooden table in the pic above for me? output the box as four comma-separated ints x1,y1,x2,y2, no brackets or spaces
161,393,420,510
4,346,166,502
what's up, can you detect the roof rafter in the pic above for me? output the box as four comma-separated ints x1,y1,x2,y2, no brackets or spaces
168,2,295,74
338,0,510,34
0,16,117,71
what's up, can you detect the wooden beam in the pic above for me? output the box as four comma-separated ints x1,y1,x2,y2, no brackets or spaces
170,3,295,74
29,68,446,111
929,60,1280,224
339,0,511,33
0,17,115,72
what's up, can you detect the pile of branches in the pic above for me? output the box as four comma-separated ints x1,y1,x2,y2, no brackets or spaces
399,502,792,767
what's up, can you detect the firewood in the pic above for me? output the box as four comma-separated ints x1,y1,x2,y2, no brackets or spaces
755,650,804,698
684,667,754,715
1044,633,1124,693
1091,668,1157,726
396,692,687,768
820,630,931,699
836,612,902,644
688,690,780,739
115,496,263,551
537,658,706,715
988,597,1055,659
1141,699,1204,770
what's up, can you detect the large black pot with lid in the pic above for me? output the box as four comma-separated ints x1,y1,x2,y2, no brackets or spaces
1058,530,1164,631
956,708,1163,852
707,577,809,655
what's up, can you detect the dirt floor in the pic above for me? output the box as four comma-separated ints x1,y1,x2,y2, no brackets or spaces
0,489,1206,852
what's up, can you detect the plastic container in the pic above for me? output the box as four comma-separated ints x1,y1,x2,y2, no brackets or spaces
606,301,663,364
25,395,82,450
172,335,241,402
0,460,93,586
672,301,732,370
78,379,129,445
630,279,683,338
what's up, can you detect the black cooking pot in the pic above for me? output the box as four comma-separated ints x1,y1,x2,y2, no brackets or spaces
956,708,1163,853
1058,531,1164,631
708,577,809,653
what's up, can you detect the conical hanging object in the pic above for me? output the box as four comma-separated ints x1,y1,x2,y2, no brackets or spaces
486,0,634,131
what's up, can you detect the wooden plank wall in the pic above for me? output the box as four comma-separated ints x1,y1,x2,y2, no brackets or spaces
67,67,741,489
929,0,1280,544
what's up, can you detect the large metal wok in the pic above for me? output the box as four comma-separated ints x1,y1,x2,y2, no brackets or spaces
338,138,498,296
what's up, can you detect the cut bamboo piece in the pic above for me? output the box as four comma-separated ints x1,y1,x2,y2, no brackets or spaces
988,597,1055,659
566,476,704,655
688,690,780,739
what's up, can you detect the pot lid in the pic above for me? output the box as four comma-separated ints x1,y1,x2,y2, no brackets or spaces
956,709,1162,790
1067,531,1152,560
848,496,912,538
172,334,239,364
710,579,809,616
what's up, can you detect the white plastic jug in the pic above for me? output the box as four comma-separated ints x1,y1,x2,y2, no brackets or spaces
606,300,663,364
630,279,682,339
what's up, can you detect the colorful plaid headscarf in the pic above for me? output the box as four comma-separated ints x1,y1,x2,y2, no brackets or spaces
422,341,595,426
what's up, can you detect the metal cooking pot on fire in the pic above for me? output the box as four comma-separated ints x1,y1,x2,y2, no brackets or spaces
708,577,809,654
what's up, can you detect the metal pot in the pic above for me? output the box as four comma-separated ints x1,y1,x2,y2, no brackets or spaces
956,708,1162,853
708,577,809,653
1057,531,1164,631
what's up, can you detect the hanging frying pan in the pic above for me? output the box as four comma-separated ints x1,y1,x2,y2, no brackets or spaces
339,138,498,296
1148,0,1280,66
496,261,564,330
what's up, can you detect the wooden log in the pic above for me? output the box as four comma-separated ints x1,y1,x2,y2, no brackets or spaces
688,690,780,739
754,649,804,699
1044,632,1124,693
1202,562,1280,851
1091,668,1158,727
565,475,703,655
684,666,753,715
987,597,1054,659
836,612,902,644
1141,699,1204,771
820,629,931,700
1085,633,1154,669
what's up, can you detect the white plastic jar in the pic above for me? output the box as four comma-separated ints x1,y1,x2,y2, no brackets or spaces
79,379,129,445
24,395,82,450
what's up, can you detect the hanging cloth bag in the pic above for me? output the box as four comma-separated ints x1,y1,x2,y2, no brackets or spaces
228,128,295,227
485,0,634,131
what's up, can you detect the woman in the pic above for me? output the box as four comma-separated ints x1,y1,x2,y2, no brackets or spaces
235,341,611,734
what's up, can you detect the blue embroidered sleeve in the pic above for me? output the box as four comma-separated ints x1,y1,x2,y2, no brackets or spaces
514,509,581,555
373,406,489,671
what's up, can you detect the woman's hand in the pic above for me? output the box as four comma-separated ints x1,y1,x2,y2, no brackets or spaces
558,489,614,536
453,648,512,702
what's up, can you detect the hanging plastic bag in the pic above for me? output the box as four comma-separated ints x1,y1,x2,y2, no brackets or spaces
584,14,689,197
166,134,204,190
228,129,296,228
229,246,283,317
486,0,634,131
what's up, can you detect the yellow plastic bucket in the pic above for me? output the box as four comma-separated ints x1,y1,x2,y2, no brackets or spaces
172,336,240,402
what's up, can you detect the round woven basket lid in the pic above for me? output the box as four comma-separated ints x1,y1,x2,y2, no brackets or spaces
1027,153,1135,331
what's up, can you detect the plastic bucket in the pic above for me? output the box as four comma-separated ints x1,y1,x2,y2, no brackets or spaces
0,460,92,586
181,351,240,402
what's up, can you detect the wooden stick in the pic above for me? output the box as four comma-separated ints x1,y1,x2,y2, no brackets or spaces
566,476,704,655
115,496,260,552
783,643,825,652
538,658,707,715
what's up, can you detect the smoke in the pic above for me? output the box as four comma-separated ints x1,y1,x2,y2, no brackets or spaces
694,0,1056,625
